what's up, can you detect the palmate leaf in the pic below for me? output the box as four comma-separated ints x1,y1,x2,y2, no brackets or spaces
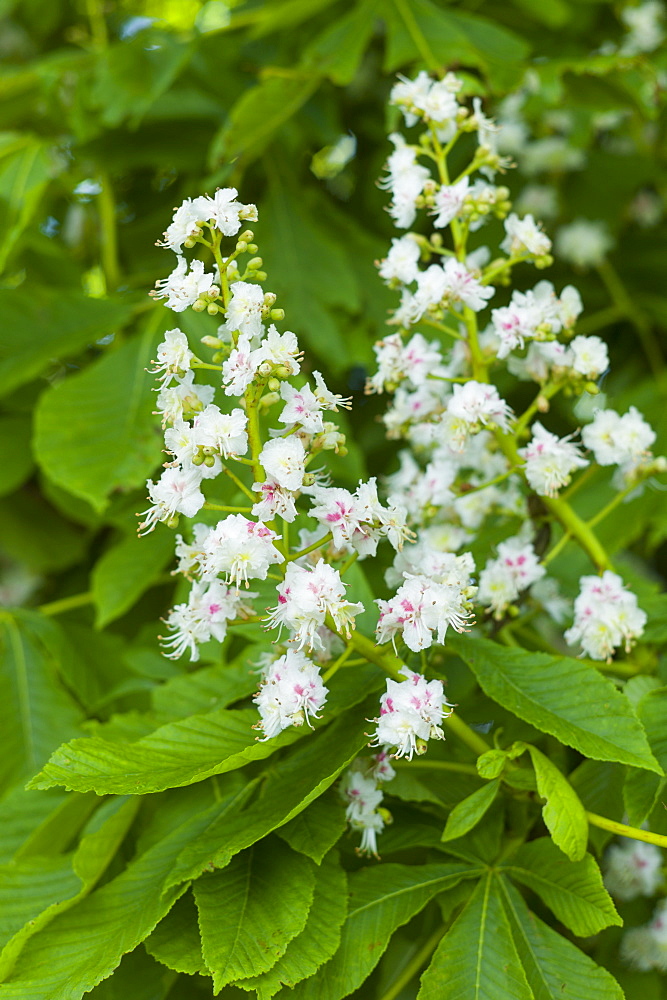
0,785,249,999
498,877,624,1000
151,656,262,720
418,873,533,1000
448,634,661,773
194,837,316,992
281,861,481,1000
91,527,175,627
165,706,373,887
239,849,348,1000
501,838,621,937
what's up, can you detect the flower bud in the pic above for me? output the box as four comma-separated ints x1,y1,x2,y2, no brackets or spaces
192,299,207,312
263,292,277,308
236,241,247,253
302,472,316,487
184,236,197,249
239,229,254,242
254,271,267,281
200,335,224,349
246,243,258,253
207,303,219,315
246,257,263,270
267,377,281,392
270,308,285,321
204,454,216,467
415,738,428,756
584,381,600,395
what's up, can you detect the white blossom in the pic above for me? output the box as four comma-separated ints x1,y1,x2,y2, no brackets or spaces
431,177,469,229
555,220,613,268
378,235,421,285
376,572,474,652
155,371,215,426
604,838,663,901
199,514,283,587
502,213,552,258
151,257,217,312
160,580,248,660
265,560,363,650
259,436,307,491
477,538,545,618
150,328,194,384
225,281,265,338
138,466,205,534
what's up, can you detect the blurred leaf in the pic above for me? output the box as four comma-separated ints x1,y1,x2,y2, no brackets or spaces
0,490,87,572
0,416,33,496
34,317,164,513
382,0,529,88
209,74,320,169
449,634,662,773
303,0,378,85
91,35,192,129
502,839,621,937
261,173,360,369
151,658,259,719
194,838,316,991
418,873,532,1000
92,527,175,627
0,610,84,794
0,136,51,272
0,287,135,398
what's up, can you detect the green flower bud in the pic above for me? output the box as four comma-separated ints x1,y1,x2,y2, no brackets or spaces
270,308,285,321
207,302,219,315
247,257,263,270
267,377,281,392
239,229,254,242
192,299,207,312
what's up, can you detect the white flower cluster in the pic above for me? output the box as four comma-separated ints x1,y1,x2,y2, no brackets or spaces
339,753,396,856
253,650,328,740
582,405,658,483
564,571,647,661
370,667,453,761
621,900,667,972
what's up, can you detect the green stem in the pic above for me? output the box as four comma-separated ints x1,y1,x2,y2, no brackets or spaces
191,360,224,372
586,812,667,849
39,592,94,616
322,643,355,683
481,255,530,285
85,0,108,48
378,926,445,1000
541,528,572,567
97,172,120,292
203,503,253,513
456,467,519,497
245,387,265,483
561,464,597,501
513,380,564,437
338,550,359,575
287,533,332,562
222,466,255,502
586,479,642,529
392,0,441,72
421,318,464,341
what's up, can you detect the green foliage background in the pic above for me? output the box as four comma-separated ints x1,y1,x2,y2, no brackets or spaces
1,0,667,997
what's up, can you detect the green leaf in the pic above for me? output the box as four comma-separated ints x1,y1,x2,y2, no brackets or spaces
194,837,316,992
0,415,33,496
502,839,621,937
0,790,244,998
441,779,500,843
520,744,588,862
0,786,75,864
283,862,480,1000
448,633,661,773
498,877,624,1000
85,950,174,1000
165,706,373,887
144,891,208,976
92,527,175,627
0,796,139,979
29,706,287,795
418,873,532,1000
240,849,347,1000
0,286,135,398
0,136,51,271
276,787,347,864
34,317,164,513
0,610,84,793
